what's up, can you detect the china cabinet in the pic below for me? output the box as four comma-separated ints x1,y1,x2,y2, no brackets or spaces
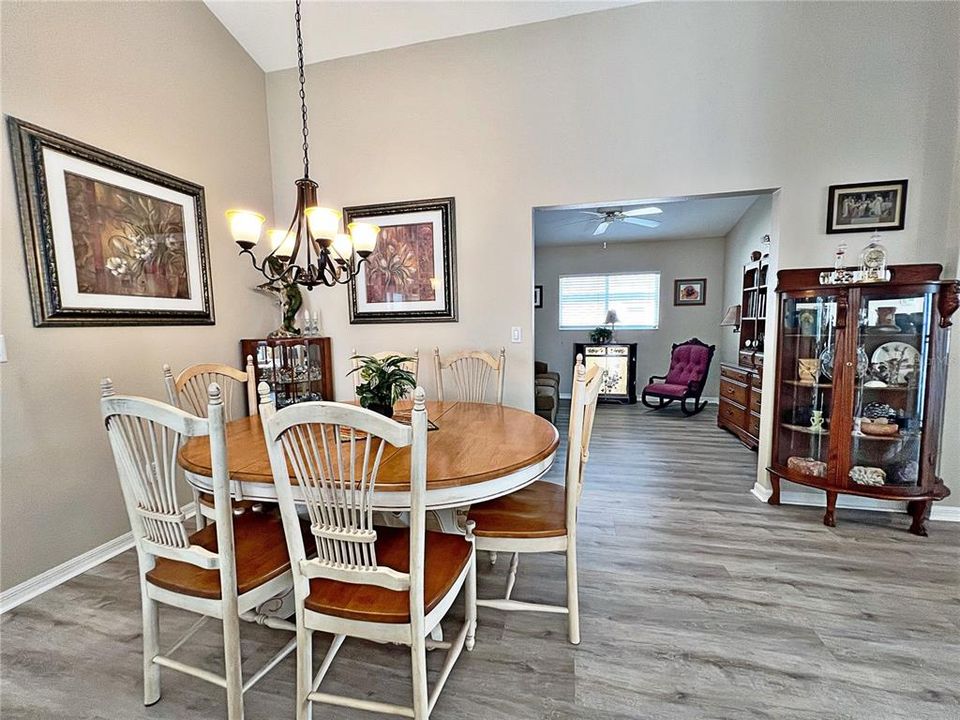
574,343,637,403
240,336,334,411
767,264,958,535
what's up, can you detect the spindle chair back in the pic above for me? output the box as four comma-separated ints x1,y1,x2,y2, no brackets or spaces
163,356,257,421
433,347,505,404
260,386,477,719
101,380,297,720
163,356,258,526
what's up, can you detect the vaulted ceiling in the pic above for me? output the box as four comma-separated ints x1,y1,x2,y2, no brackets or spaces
205,1,638,72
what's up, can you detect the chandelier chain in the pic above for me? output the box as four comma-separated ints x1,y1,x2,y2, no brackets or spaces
295,0,309,178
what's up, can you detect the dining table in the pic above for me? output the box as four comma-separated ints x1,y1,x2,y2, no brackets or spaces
178,400,559,532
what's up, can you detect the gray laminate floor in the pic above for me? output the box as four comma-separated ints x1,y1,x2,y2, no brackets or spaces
2,402,958,719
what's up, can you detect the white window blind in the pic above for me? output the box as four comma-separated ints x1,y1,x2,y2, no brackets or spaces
558,272,660,330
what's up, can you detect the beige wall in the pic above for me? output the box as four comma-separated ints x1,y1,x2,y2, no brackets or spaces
534,237,726,397
0,1,275,590
266,1,959,502
720,196,773,364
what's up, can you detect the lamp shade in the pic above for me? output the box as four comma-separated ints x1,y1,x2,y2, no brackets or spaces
269,228,296,258
348,222,380,256
604,309,620,325
720,304,741,328
226,209,265,248
331,232,354,261
305,206,341,240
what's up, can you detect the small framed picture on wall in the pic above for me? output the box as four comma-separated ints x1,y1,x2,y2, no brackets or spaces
826,179,907,234
674,278,706,306
534,285,543,309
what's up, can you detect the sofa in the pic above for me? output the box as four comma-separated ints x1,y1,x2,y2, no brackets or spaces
534,361,560,424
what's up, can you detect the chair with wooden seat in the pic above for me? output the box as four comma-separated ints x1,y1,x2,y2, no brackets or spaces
433,347,505,404
259,385,477,720
163,357,260,527
351,348,420,389
467,355,602,644
100,379,302,720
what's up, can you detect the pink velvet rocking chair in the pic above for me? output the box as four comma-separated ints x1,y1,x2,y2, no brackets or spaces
641,338,716,416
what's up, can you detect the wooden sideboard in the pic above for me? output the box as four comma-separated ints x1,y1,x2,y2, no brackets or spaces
718,354,762,450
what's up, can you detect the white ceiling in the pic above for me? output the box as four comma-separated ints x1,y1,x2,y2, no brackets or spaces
205,0,638,72
534,195,764,247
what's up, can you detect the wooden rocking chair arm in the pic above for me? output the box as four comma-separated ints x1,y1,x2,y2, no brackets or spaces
647,374,667,384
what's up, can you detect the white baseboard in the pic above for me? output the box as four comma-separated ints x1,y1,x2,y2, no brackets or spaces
749,481,959,522
0,502,196,615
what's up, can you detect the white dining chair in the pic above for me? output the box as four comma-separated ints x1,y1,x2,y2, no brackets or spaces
433,347,505,404
467,355,602,644
351,348,420,388
163,356,259,527
259,384,477,720
100,379,302,719
163,356,257,421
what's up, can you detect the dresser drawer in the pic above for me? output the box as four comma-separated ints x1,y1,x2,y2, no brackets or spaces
718,399,746,428
748,412,761,438
720,378,749,406
749,387,762,414
721,365,749,385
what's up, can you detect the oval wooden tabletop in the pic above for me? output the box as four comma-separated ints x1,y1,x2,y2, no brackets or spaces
179,401,559,496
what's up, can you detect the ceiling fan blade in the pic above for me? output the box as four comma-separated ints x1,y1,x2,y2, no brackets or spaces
622,206,663,217
593,221,611,236
622,217,661,228
554,218,595,228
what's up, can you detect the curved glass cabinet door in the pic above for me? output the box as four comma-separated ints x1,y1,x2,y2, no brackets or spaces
774,293,841,480
849,291,932,490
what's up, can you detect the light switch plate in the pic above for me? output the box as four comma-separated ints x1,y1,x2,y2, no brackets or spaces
511,326,522,343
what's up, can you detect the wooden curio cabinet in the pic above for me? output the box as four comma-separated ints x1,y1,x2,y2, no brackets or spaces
767,264,958,535
240,336,334,412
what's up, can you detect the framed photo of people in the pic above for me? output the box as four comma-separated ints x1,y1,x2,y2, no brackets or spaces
826,179,908,234
344,197,458,323
8,117,213,327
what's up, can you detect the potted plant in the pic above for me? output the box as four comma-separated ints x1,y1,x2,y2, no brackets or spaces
347,355,417,418
590,326,613,344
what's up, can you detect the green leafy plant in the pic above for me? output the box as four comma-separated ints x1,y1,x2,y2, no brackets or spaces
590,326,613,344
347,355,417,415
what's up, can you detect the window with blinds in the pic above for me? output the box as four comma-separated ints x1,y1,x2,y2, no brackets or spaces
558,272,660,330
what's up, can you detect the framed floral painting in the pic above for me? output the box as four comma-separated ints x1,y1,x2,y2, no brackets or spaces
344,197,457,323
8,117,213,326
674,278,706,306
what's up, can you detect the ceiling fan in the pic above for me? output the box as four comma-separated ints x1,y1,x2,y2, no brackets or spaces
578,207,662,235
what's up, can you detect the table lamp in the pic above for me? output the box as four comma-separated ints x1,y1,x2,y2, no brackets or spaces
604,309,620,341
720,304,741,332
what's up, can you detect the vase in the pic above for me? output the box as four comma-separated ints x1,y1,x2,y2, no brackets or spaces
366,403,394,418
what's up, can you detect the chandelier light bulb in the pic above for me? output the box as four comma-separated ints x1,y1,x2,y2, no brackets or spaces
305,206,341,242
348,222,380,257
226,209,265,249
269,228,297,259
331,232,354,262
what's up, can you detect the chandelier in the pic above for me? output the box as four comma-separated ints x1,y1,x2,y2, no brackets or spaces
225,0,379,290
